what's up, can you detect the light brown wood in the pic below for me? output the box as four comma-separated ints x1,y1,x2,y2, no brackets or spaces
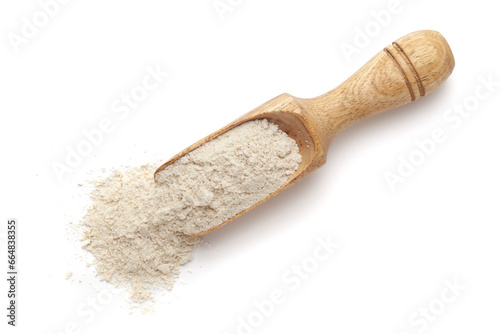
155,30,455,236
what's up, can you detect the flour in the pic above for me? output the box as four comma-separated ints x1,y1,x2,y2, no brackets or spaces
81,119,301,302
81,165,201,302
154,119,302,235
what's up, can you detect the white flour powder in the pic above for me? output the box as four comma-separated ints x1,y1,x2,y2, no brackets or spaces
81,119,301,301
154,119,302,235
81,165,201,302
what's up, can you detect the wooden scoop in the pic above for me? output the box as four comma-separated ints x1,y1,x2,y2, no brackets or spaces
155,30,455,236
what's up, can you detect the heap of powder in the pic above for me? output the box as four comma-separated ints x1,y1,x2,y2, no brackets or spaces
81,165,201,302
81,119,301,301
154,119,302,235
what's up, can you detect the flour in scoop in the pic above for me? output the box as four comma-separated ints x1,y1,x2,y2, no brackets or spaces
81,119,301,302
154,119,302,235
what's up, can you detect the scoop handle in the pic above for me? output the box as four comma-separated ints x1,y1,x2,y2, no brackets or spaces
302,30,455,146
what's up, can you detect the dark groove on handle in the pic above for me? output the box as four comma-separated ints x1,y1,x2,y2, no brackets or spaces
393,42,425,97
384,47,415,101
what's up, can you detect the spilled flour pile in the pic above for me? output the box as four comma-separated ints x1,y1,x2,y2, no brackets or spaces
81,119,301,301
81,165,201,302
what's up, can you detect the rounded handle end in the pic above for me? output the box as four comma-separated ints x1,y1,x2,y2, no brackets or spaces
301,30,455,148
385,30,455,101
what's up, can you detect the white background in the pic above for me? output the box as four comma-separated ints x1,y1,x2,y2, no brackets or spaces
1,0,499,333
